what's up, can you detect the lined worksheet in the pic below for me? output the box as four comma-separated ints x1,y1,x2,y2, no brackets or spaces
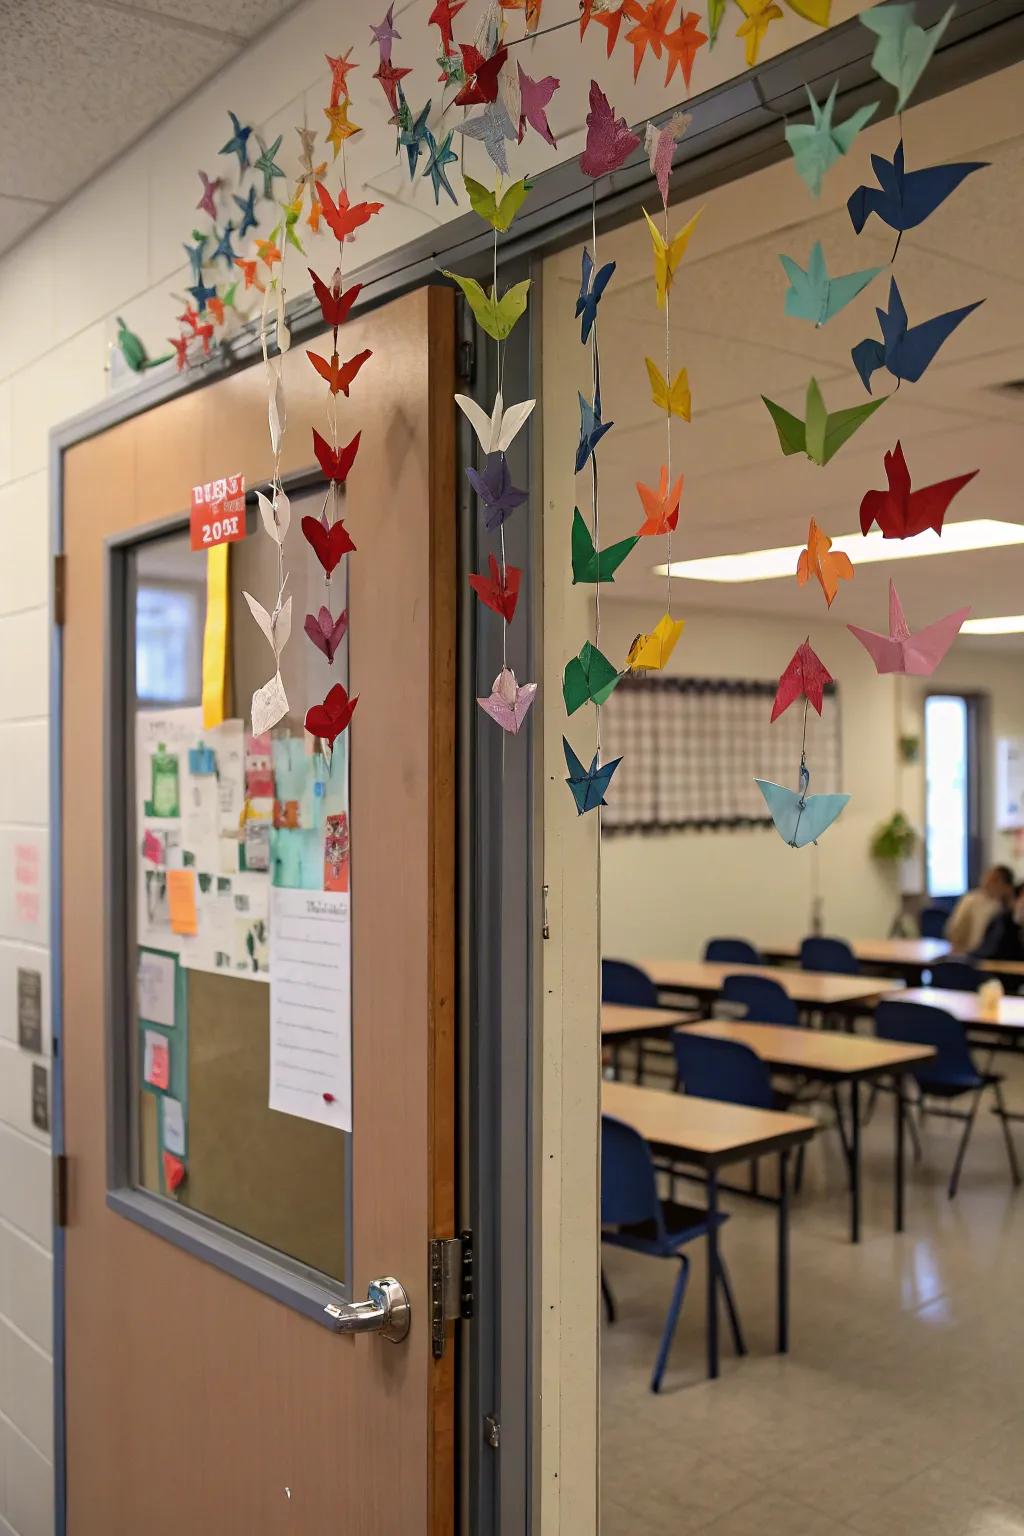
269,888,352,1131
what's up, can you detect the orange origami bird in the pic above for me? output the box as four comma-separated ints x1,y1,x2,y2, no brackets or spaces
234,257,265,292
593,0,642,56
316,183,384,243
306,347,373,396
663,11,708,87
254,237,281,270
636,465,683,535
206,294,226,325
500,0,543,30
796,518,854,608
625,0,675,78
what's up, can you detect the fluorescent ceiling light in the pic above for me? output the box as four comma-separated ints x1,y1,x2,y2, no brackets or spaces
656,520,1024,583
962,614,1024,635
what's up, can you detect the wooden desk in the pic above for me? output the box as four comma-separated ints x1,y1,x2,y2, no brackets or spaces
640,958,895,1014
762,937,950,981
980,958,1024,989
603,1081,816,1380
682,1021,936,1240
889,987,1024,1040
601,1005,694,1040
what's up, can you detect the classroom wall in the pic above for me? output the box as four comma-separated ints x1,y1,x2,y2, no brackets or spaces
599,598,1024,964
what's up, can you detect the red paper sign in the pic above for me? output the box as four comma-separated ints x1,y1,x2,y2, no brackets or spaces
190,473,247,551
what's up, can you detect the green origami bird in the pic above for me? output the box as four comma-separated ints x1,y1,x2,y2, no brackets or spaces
441,270,531,341
570,508,638,584
563,641,622,714
861,2,954,112
761,377,887,466
784,83,878,197
779,242,883,326
115,317,172,372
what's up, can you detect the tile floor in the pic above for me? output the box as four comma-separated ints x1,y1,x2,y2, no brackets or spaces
601,1051,1024,1535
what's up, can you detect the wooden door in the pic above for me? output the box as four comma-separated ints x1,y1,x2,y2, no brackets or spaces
60,287,456,1533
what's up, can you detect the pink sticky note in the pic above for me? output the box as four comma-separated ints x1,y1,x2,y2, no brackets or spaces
142,829,163,864
144,1030,170,1091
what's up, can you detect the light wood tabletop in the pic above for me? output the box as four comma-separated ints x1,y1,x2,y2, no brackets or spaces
601,1005,693,1038
639,958,896,1009
889,987,1024,1035
762,938,950,971
980,958,1024,979
602,1080,817,1165
681,1020,936,1079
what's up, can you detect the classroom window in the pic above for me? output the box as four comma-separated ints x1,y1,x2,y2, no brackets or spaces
924,694,972,898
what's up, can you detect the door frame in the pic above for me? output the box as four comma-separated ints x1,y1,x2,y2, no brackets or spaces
47,3,1024,1527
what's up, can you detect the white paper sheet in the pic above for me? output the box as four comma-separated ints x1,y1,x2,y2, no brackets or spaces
269,887,351,1131
161,1096,186,1156
137,950,176,1027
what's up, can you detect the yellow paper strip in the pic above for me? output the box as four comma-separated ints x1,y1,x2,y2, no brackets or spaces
201,542,229,729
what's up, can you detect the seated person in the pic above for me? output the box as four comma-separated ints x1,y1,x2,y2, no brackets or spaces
972,882,1024,962
946,864,1015,953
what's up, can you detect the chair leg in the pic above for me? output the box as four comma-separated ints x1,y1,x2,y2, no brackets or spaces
650,1256,689,1393
717,1252,747,1358
948,1090,983,1200
905,1094,923,1163
794,1140,806,1194
992,1080,1022,1187
601,1267,616,1325
863,1083,879,1126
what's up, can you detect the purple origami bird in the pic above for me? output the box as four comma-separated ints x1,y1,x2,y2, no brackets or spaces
477,667,537,734
304,605,349,662
580,82,640,179
466,452,528,530
517,64,559,148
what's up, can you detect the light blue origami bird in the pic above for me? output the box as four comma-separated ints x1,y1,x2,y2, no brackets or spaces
861,2,954,112
784,83,878,198
779,242,883,327
756,761,850,847
575,388,613,474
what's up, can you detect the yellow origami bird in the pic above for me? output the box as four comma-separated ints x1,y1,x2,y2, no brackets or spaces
627,614,685,671
646,358,691,421
642,206,704,307
735,0,784,66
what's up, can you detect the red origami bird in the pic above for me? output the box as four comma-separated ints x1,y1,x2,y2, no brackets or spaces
635,465,682,535
454,43,508,106
771,639,833,722
309,268,362,328
307,348,373,396
468,554,522,624
429,0,466,52
301,513,357,574
315,183,384,242
859,441,978,539
305,683,359,745
312,427,362,484
168,334,190,370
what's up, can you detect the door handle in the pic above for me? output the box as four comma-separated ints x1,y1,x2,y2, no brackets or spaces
323,1277,410,1343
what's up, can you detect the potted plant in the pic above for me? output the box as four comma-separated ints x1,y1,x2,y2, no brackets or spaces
870,812,918,863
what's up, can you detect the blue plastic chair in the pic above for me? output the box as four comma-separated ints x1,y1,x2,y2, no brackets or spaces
800,936,860,975
602,959,658,1008
704,938,762,965
931,959,981,992
920,906,951,940
601,1115,745,1390
721,973,797,1027
673,1032,776,1108
876,1000,1021,1197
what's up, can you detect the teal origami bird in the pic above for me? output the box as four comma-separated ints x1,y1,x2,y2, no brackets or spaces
779,242,883,327
253,133,286,200
115,318,172,373
756,761,850,848
785,83,878,197
861,2,954,112
564,738,623,816
422,128,459,205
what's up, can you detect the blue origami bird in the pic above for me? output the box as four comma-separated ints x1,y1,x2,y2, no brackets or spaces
563,738,623,816
848,140,987,234
211,221,238,269
187,278,217,313
233,186,259,238
852,278,983,393
756,762,850,848
220,110,252,174
575,247,616,344
183,235,207,284
575,388,613,474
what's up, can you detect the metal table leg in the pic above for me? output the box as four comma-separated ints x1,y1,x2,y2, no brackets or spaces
706,1166,720,1380
777,1149,790,1354
850,1079,861,1244
895,1073,905,1233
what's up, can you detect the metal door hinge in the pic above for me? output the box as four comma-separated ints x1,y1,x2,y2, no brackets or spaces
53,1154,70,1228
53,553,67,626
483,1415,500,1450
456,337,475,386
429,1229,473,1359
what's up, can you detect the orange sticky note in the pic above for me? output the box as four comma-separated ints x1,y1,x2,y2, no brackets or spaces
162,1151,187,1193
167,869,199,935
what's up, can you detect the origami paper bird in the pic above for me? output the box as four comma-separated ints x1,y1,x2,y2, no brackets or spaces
861,1,953,112
479,668,538,734
571,508,638,583
564,738,623,816
256,488,290,544
309,268,362,327
115,318,172,372
212,222,237,269
469,553,522,622
849,580,970,676
442,271,531,341
460,102,517,176
455,390,536,454
168,334,191,371
663,14,707,86
326,47,358,107
780,241,883,326
464,174,531,232
563,641,622,713
234,257,265,293
429,0,465,54
580,81,641,178
324,101,362,155
625,0,675,79
316,185,384,243
206,293,226,326
243,591,292,661
437,51,466,86
252,135,285,201
627,613,685,670
848,141,987,234
304,605,349,663
423,129,460,205
797,518,854,608
220,111,252,173
644,113,692,207
588,1,637,55
575,247,616,344
233,187,259,237
254,236,281,270
301,512,356,574
187,278,217,313
178,306,200,333
305,683,358,746
642,205,703,306
706,0,727,45
183,236,207,284
859,442,978,539
852,279,983,394
735,0,783,66
575,390,614,473
646,358,691,421
762,378,886,466
756,767,850,847
312,429,362,485
770,640,832,722
500,0,545,32
374,57,413,115
279,198,306,254
636,465,682,535
454,44,508,107
785,84,878,198
518,65,558,147
398,97,433,176
196,171,223,219
466,452,528,529
306,348,373,397
195,320,215,355
370,3,400,60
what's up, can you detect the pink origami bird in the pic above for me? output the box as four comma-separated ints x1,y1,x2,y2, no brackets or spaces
477,667,537,734
848,580,970,676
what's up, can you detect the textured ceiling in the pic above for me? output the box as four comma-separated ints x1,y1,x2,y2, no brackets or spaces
0,0,300,256
546,61,1024,648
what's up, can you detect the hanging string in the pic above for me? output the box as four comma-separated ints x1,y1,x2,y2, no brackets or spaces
662,194,673,618
590,184,602,758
